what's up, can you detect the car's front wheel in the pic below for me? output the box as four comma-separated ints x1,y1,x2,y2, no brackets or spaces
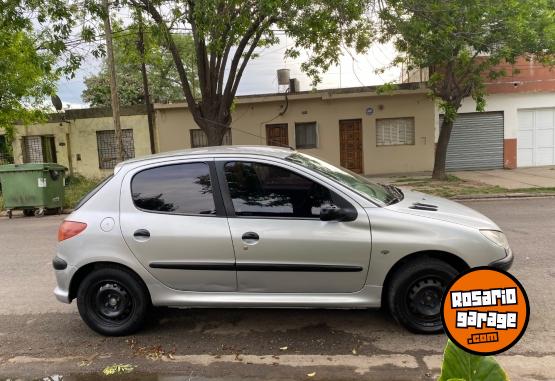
387,258,458,334
76,266,149,336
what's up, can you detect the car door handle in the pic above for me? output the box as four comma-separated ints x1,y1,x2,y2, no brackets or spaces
133,229,150,239
241,231,259,244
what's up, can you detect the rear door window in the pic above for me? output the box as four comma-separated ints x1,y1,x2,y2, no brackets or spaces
131,162,216,215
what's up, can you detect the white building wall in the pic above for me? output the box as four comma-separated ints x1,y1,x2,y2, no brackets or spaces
457,92,555,139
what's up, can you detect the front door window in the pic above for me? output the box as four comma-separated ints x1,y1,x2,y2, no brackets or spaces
224,161,336,218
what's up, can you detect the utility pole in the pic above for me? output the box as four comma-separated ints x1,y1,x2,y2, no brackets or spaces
137,10,156,154
102,0,124,162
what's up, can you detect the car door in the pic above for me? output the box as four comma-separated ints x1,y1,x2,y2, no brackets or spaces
217,159,372,293
120,160,237,292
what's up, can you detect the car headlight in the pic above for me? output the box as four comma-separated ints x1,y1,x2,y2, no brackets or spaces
480,230,510,250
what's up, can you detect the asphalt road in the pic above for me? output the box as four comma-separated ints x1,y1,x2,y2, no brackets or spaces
0,198,554,380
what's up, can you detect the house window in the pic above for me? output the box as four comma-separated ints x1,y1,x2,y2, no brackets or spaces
376,117,415,146
295,122,318,149
96,129,135,169
190,128,232,148
0,135,12,164
22,135,57,163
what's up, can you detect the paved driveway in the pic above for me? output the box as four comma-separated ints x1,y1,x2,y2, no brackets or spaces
454,166,555,189
0,200,554,380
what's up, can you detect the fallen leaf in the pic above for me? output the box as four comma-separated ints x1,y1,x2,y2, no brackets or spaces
307,372,316,377
279,346,288,351
102,364,135,376
352,348,357,355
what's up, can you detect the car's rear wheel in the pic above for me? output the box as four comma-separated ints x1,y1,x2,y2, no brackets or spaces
387,258,458,334
76,267,149,336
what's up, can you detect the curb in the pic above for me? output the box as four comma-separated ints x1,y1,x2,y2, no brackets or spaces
451,193,555,201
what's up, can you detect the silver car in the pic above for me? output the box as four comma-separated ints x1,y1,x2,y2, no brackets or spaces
53,146,513,336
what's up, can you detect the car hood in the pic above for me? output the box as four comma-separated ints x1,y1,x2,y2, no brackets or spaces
384,189,500,230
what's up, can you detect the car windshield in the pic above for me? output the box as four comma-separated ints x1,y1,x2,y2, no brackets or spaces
285,152,398,205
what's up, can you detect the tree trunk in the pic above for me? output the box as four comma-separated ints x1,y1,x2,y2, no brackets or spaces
432,117,455,180
197,118,228,146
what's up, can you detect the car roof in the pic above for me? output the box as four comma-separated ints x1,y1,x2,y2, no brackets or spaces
116,145,295,170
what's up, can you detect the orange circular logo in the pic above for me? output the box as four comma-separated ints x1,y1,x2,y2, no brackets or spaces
441,267,529,355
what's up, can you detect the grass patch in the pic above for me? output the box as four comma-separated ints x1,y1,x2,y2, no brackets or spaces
396,175,555,198
63,175,104,209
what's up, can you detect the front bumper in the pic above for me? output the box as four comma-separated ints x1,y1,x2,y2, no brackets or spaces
488,249,514,271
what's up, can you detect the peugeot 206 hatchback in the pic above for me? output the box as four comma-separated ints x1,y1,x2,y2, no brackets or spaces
53,146,513,336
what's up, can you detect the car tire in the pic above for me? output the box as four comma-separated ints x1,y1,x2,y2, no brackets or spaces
387,258,458,334
76,266,150,336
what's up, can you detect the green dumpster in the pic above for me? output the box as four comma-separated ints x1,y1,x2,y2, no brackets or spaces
0,163,67,218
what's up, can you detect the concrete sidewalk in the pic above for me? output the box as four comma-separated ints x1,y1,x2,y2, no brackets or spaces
453,166,555,189
368,166,555,190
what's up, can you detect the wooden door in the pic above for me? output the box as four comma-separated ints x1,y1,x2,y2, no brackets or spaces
339,119,363,173
266,124,289,147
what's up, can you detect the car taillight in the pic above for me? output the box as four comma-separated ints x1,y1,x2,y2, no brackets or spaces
58,221,87,241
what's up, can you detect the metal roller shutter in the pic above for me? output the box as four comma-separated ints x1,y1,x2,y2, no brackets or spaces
441,112,504,171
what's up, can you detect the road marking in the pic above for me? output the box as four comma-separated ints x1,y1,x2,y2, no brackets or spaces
162,354,418,374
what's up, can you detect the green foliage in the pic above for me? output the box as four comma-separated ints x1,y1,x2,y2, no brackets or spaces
0,0,80,147
63,175,105,209
376,82,400,95
379,0,554,112
82,20,198,107
438,340,508,381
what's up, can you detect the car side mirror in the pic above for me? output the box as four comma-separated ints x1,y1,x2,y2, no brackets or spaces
320,205,357,222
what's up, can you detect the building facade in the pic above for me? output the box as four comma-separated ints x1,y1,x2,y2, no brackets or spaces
409,57,555,170
0,105,152,178
155,85,436,175
0,85,437,177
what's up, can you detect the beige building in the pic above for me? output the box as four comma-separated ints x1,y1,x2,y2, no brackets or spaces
155,85,435,175
0,106,152,178
0,85,436,177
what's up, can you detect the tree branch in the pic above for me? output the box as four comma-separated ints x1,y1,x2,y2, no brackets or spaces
131,0,198,117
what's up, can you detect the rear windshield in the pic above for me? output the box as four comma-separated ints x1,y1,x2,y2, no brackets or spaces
74,175,113,210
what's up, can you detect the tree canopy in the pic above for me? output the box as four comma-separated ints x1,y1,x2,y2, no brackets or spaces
82,21,198,107
124,0,372,145
0,0,79,149
378,0,555,179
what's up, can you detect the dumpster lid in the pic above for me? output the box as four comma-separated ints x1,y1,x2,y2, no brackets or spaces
0,163,68,172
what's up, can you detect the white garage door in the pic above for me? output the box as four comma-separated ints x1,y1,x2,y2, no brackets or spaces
518,109,555,167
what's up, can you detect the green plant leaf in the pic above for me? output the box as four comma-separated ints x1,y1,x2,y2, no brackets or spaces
437,341,508,381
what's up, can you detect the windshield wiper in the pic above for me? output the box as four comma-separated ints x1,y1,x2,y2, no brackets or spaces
379,183,405,205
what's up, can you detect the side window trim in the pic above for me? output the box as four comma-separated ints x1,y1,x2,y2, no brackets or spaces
215,159,354,220
130,160,227,217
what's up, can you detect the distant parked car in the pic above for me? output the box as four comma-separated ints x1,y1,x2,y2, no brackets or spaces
52,146,512,336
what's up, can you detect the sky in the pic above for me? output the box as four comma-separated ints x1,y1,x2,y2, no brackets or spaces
56,38,401,109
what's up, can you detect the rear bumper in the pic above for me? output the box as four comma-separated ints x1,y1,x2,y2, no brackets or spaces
52,255,73,304
488,249,514,271
54,286,70,303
